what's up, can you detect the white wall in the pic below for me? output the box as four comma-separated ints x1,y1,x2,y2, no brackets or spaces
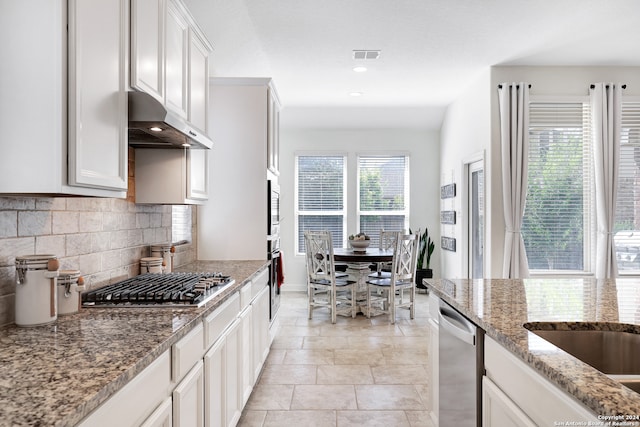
439,68,492,279
440,65,640,279
279,127,440,291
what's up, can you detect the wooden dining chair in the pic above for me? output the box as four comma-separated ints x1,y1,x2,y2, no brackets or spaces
304,231,357,323
366,232,418,324
368,230,400,279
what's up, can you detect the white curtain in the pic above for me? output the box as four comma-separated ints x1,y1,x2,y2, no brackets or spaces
590,83,622,279
498,82,530,279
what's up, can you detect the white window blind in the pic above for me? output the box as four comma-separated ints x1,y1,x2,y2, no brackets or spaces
523,102,593,272
171,205,192,244
614,101,640,272
296,155,346,252
358,155,409,246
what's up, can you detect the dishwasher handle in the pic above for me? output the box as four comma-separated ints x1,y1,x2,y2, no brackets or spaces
438,303,476,346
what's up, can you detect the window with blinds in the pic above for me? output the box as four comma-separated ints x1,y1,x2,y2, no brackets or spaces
523,102,593,272
296,155,346,253
615,101,640,273
358,155,409,246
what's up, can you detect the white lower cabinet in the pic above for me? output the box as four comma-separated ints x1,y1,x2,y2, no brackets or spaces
141,397,173,427
224,319,243,427
173,361,204,427
78,351,172,427
483,336,598,426
240,304,254,406
204,334,225,427
252,285,270,381
483,376,536,427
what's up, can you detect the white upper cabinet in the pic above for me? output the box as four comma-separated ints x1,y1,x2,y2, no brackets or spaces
135,148,209,204
165,0,189,118
0,0,128,197
67,0,128,191
188,29,210,134
131,0,165,102
131,0,212,128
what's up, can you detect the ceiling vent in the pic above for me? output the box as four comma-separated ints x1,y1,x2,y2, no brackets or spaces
352,50,381,60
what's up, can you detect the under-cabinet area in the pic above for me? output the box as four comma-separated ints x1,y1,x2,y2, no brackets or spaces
0,261,270,427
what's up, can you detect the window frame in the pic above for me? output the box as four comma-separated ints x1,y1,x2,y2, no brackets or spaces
356,153,411,242
526,96,595,277
294,152,348,255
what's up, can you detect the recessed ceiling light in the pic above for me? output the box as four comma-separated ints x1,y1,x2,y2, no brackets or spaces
149,126,163,132
352,66,367,73
182,143,191,147
349,92,363,97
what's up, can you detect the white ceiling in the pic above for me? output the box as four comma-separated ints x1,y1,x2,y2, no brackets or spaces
185,0,640,130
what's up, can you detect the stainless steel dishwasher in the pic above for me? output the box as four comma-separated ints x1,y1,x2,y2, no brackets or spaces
439,298,484,427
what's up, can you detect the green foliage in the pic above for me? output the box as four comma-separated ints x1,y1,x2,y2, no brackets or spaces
411,227,435,270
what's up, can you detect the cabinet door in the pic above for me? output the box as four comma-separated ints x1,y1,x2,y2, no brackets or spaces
165,0,188,118
131,0,165,101
224,319,242,427
173,360,204,427
68,0,128,191
187,149,208,201
188,29,210,134
252,285,270,380
141,398,173,427
483,377,536,427
267,89,280,175
204,336,225,427
239,305,253,406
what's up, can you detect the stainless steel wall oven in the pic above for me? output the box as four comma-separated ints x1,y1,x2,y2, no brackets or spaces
267,179,281,322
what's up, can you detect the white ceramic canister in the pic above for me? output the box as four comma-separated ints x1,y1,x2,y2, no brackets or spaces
15,254,59,326
150,243,174,273
57,270,85,315
140,257,164,274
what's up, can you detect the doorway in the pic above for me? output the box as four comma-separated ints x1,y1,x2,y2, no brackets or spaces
467,159,484,279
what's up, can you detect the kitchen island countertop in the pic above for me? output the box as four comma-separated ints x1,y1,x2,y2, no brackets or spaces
0,259,268,427
426,277,640,418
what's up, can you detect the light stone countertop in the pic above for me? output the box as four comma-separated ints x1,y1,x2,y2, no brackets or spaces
426,277,640,418
0,260,269,427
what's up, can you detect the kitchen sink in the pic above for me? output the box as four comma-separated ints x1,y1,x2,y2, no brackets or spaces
524,322,640,393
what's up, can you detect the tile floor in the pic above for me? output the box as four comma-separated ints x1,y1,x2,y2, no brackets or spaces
238,290,436,427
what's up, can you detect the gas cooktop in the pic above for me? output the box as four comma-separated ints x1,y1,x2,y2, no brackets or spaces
81,272,235,308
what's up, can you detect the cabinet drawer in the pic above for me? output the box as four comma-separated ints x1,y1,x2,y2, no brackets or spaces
484,336,598,425
78,350,171,427
172,323,204,382
204,292,240,349
252,268,269,299
240,282,252,309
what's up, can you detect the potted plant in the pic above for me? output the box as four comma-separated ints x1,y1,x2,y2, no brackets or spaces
411,227,435,288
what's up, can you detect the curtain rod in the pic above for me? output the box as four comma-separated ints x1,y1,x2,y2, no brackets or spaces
497,84,532,89
590,84,627,89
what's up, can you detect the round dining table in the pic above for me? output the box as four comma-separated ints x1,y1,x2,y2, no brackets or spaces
333,247,394,316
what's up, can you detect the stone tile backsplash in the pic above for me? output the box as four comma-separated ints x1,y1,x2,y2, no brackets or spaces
0,197,197,326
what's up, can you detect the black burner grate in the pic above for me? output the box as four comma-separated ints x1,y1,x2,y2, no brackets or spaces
82,272,234,307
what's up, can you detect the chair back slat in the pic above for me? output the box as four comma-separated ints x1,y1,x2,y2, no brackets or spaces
391,233,419,285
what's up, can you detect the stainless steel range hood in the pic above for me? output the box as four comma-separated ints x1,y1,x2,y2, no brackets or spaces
128,91,213,149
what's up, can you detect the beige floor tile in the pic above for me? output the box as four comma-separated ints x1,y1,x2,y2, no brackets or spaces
283,349,335,365
263,410,337,427
381,348,428,365
334,349,387,366
405,410,436,427
291,385,357,410
237,410,266,427
245,384,294,410
317,365,374,385
259,364,317,384
270,335,304,350
337,410,411,427
265,349,286,365
246,291,436,424
278,325,322,337
355,385,425,410
371,364,429,385
303,336,351,350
